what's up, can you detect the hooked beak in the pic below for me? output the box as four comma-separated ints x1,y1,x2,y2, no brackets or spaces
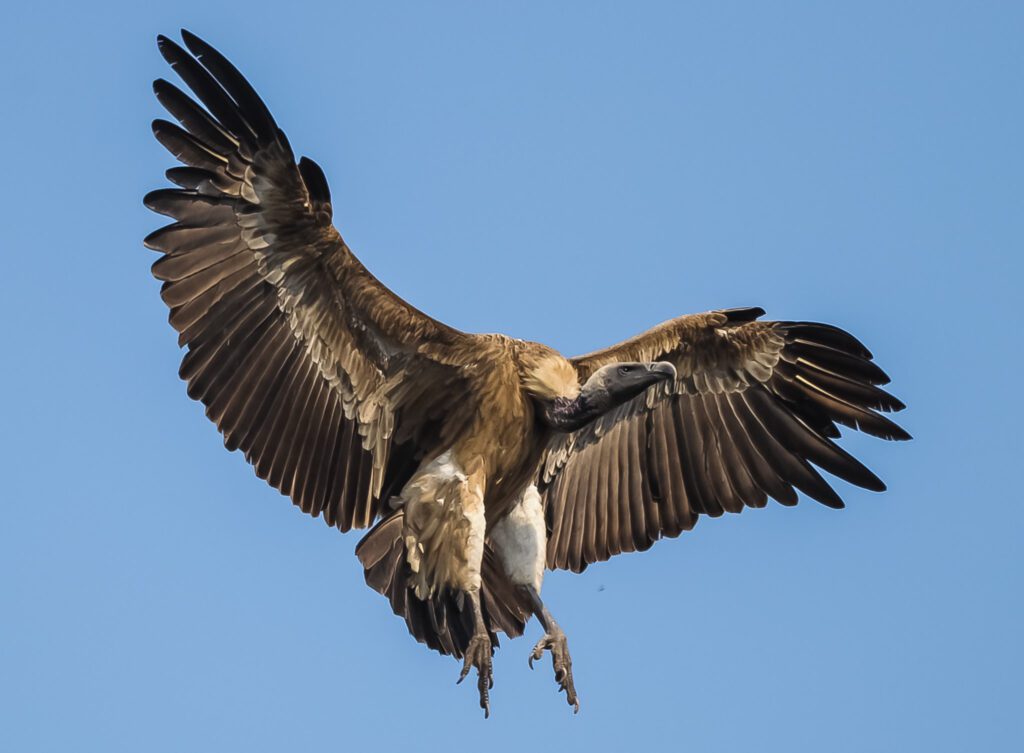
649,361,677,382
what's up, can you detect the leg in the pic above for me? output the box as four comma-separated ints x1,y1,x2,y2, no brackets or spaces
399,456,493,715
522,585,580,713
457,589,495,717
491,485,580,712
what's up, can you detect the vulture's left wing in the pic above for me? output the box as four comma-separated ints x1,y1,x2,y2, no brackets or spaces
145,32,475,531
541,307,909,573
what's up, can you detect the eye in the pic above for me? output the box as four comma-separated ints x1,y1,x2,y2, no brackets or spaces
618,365,634,376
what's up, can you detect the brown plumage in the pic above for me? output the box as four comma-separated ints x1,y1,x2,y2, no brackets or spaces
145,31,909,717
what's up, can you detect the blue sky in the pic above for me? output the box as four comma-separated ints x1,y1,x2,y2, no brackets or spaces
2,2,1021,750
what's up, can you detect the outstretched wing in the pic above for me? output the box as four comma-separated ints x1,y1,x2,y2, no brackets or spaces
145,31,474,530
541,307,909,572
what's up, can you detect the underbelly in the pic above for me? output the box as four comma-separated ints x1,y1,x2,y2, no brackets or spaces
489,484,546,591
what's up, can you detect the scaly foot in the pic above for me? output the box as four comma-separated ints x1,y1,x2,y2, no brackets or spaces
529,628,580,712
457,633,494,717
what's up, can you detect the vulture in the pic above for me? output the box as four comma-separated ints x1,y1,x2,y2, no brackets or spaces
145,31,909,716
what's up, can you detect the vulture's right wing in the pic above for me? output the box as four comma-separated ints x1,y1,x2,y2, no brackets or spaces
145,31,474,531
541,308,909,572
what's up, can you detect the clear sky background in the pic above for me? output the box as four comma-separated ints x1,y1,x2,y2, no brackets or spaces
2,2,1021,751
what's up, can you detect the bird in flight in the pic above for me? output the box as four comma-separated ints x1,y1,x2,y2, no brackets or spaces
145,31,909,716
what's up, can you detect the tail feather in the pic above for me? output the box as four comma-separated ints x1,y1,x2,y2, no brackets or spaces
356,511,532,658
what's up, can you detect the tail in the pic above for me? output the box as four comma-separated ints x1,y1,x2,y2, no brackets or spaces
356,512,532,657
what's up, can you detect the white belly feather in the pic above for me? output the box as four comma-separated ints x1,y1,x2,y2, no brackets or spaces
490,485,546,592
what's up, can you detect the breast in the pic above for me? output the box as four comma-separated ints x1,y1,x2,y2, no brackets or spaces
449,337,561,522
460,343,536,472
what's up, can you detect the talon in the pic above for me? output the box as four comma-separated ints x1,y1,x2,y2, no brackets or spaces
529,629,580,712
458,633,494,717
457,656,472,684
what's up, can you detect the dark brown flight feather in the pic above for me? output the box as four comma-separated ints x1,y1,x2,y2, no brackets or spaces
541,310,909,573
145,32,478,535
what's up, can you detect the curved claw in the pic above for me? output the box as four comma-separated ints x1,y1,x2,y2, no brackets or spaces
529,630,580,713
458,634,494,717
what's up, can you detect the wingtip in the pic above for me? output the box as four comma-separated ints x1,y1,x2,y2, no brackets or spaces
142,189,160,211
883,423,913,441
721,306,767,323
143,188,181,215
817,493,846,510
887,396,907,412
180,28,204,55
862,474,887,493
157,33,186,65
142,226,164,251
150,118,171,136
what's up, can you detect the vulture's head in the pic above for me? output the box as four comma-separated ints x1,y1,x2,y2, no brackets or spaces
541,361,677,432
583,361,677,409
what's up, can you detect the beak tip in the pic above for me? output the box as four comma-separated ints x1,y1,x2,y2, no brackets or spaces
652,361,677,381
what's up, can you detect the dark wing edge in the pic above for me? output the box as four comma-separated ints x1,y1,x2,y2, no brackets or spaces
145,31,469,531
541,308,910,572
